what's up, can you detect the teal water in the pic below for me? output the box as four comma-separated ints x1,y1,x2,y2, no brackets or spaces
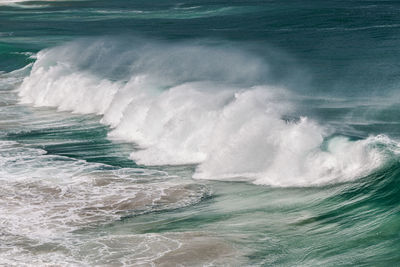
1,1,400,266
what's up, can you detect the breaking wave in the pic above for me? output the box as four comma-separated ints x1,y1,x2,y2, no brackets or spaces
17,38,399,186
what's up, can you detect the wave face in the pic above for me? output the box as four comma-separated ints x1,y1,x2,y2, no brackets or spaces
18,38,398,187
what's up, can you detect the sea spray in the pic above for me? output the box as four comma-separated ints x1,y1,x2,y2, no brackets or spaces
18,38,395,186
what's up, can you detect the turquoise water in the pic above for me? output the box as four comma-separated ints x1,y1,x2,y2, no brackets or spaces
1,1,400,266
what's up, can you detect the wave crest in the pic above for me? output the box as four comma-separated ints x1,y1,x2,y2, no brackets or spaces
17,38,396,186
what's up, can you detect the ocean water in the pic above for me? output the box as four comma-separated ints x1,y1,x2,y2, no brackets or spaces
1,0,400,266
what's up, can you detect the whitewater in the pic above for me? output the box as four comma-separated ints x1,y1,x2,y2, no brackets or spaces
1,0,400,266
18,39,396,187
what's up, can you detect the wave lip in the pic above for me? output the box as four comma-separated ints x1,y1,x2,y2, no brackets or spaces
17,38,398,187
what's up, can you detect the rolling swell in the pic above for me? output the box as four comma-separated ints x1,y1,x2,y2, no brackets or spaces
290,161,400,265
17,38,400,187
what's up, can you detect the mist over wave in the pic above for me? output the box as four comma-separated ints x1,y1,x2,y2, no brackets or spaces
18,38,398,186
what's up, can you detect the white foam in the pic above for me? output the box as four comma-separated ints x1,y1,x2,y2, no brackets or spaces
0,0,52,8
0,0,57,5
19,53,119,114
0,139,215,265
0,0,28,3
17,39,397,187
0,141,208,242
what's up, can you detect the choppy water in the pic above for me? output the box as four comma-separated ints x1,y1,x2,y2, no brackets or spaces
1,0,400,266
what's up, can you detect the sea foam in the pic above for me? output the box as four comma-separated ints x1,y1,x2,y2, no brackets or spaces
0,0,52,8
18,38,395,186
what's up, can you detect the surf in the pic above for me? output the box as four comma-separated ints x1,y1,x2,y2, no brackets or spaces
17,38,399,187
